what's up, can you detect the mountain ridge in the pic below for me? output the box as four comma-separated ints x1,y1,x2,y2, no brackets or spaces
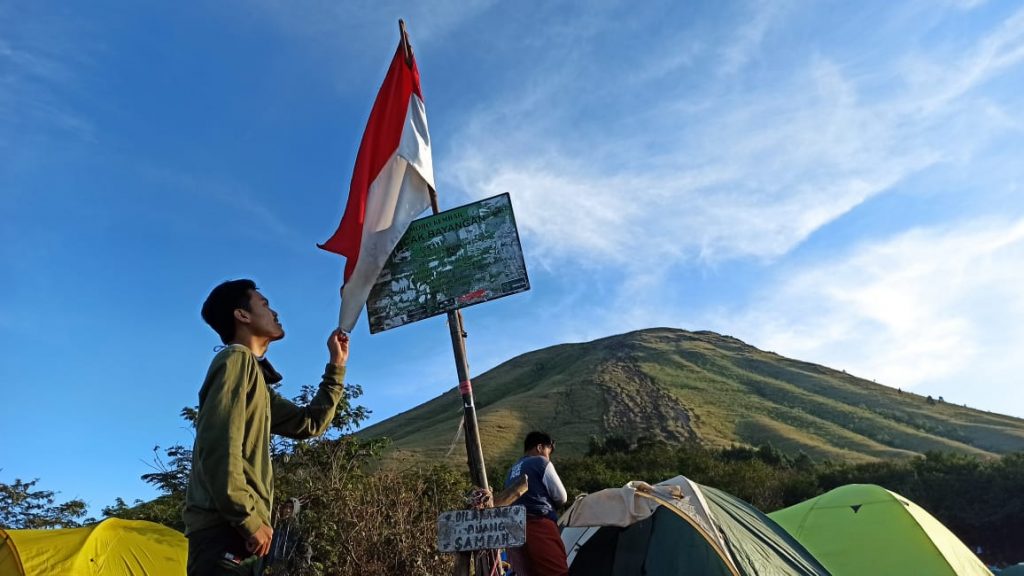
359,328,1024,466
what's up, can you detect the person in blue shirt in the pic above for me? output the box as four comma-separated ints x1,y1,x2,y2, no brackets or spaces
504,431,568,576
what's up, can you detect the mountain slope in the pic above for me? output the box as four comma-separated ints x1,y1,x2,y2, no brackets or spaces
359,328,1024,466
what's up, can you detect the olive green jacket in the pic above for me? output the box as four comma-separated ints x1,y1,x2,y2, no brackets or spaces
183,344,346,537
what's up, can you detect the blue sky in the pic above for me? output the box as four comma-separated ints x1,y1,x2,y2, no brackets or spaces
3,0,1024,517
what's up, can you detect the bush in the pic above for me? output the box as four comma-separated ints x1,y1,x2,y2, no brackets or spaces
285,463,467,575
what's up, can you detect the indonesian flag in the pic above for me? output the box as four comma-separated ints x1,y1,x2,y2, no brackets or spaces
319,42,434,331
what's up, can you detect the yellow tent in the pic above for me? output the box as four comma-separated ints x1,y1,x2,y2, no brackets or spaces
0,518,186,576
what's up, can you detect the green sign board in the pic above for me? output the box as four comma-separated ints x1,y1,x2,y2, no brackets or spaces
366,193,530,334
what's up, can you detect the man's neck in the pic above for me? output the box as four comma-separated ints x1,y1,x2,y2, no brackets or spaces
230,333,271,357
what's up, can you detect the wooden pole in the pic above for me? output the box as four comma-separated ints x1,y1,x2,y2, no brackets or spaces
411,22,493,575
425,175,489,494
449,308,490,490
430,186,493,575
398,19,413,66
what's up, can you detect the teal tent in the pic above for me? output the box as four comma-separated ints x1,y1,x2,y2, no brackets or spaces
559,476,830,576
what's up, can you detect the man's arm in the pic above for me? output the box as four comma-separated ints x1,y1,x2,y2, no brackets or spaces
543,462,568,506
494,475,529,507
270,330,350,439
269,366,346,439
194,350,265,538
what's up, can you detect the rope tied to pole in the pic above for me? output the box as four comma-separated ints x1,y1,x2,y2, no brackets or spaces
466,486,493,509
444,413,465,457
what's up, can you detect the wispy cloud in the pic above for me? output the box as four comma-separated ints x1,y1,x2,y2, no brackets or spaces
899,6,1024,116
722,217,1024,411
718,0,787,76
0,5,95,152
947,0,988,10
139,165,308,250
243,0,498,55
444,3,1024,275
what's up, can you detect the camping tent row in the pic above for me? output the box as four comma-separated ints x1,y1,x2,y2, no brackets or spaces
559,476,993,576
1,480,993,576
0,518,186,576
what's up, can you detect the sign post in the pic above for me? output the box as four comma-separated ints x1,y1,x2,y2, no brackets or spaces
425,187,492,576
395,22,533,575
365,189,530,566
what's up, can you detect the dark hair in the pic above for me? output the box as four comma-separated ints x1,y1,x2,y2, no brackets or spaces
524,431,554,453
201,279,257,344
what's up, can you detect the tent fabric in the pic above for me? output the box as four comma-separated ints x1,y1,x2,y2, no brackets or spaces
0,518,186,576
769,484,991,576
560,475,830,576
561,481,663,527
569,506,734,576
700,485,831,576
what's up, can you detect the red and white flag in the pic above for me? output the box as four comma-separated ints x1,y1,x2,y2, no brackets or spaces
319,41,434,331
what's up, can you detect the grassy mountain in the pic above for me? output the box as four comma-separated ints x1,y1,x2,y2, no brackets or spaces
359,328,1024,467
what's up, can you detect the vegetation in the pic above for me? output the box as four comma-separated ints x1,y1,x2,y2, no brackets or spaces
6,438,1023,569
0,475,89,529
6,328,1024,570
97,381,469,576
549,437,1024,566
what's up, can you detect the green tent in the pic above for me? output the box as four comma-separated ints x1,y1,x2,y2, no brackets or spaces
559,475,830,576
769,484,991,576
0,518,186,576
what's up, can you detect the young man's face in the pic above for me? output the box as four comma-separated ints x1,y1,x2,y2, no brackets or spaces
245,290,285,341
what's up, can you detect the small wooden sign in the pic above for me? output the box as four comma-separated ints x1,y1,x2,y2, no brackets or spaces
437,505,527,553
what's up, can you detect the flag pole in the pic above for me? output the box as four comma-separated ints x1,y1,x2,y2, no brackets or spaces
401,19,493,575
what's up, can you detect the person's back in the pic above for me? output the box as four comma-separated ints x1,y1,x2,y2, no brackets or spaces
506,455,562,521
504,431,568,576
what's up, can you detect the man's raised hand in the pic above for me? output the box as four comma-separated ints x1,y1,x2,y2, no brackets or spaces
328,329,350,367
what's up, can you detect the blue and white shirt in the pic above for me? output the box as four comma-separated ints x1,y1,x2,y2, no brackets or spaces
504,455,568,521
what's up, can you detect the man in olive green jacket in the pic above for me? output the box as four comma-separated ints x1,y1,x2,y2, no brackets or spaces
184,279,351,576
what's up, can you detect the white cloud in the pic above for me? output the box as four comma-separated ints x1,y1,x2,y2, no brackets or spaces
444,4,1024,275
446,59,928,268
0,9,96,150
139,165,308,250
899,6,1024,116
946,0,988,11
725,218,1024,414
243,0,498,53
718,0,787,76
